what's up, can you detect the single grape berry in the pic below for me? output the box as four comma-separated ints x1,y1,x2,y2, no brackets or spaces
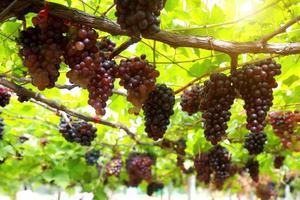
116,55,159,109
106,155,122,177
246,159,259,182
201,73,236,145
274,155,285,169
244,132,267,155
0,118,4,140
143,84,175,140
147,182,164,196
0,87,11,107
59,116,97,146
180,84,204,115
85,150,100,166
114,0,164,36
231,59,281,133
126,153,155,187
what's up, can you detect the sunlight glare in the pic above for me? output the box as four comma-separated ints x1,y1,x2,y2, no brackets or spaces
240,1,254,15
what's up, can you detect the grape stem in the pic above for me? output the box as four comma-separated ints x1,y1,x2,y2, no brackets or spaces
110,37,141,59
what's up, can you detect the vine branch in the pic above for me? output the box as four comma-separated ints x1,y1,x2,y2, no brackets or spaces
1,0,300,55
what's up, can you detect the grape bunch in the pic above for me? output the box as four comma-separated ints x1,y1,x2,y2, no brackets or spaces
126,153,155,187
201,73,236,145
87,59,117,115
0,118,4,140
147,182,164,196
244,132,267,155
97,37,116,54
0,87,11,107
59,116,97,146
231,59,281,133
274,155,285,169
143,84,175,140
269,111,298,137
246,159,259,182
64,25,100,88
85,150,100,166
180,84,204,115
116,55,159,109
106,155,122,177
194,152,211,184
195,146,233,188
114,0,164,36
18,15,67,90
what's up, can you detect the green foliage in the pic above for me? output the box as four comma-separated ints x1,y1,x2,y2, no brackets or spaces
0,0,299,198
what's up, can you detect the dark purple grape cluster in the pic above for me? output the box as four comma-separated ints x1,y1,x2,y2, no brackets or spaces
126,153,155,187
246,159,259,182
18,15,67,90
147,182,164,196
116,55,160,109
231,59,281,133
143,84,175,140
244,132,267,155
85,150,100,165
64,24,100,88
194,152,211,184
106,155,122,176
180,84,204,115
0,118,4,140
59,116,97,146
194,146,233,188
269,111,298,137
0,87,11,107
274,155,285,169
114,0,164,36
87,59,117,115
200,73,236,145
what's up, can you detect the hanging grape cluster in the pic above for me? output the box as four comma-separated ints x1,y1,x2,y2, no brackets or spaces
59,116,97,146
200,73,236,145
0,118,4,140
274,155,285,169
0,87,11,107
143,84,175,140
269,111,299,136
244,132,267,155
147,182,164,196
231,59,281,133
106,155,122,177
246,159,259,182
114,0,164,36
116,55,159,110
194,145,233,188
85,150,100,166
18,15,67,90
126,153,155,187
180,84,204,115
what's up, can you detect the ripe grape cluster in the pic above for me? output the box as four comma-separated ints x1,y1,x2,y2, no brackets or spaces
18,16,67,90
147,182,164,196
85,150,100,166
194,145,233,188
116,55,159,109
274,155,285,169
0,87,11,107
180,84,203,115
231,59,281,133
114,0,164,36
200,73,236,145
126,153,155,187
269,111,298,136
106,155,122,177
0,118,4,140
244,132,267,155
246,159,259,182
59,116,97,146
143,84,175,140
